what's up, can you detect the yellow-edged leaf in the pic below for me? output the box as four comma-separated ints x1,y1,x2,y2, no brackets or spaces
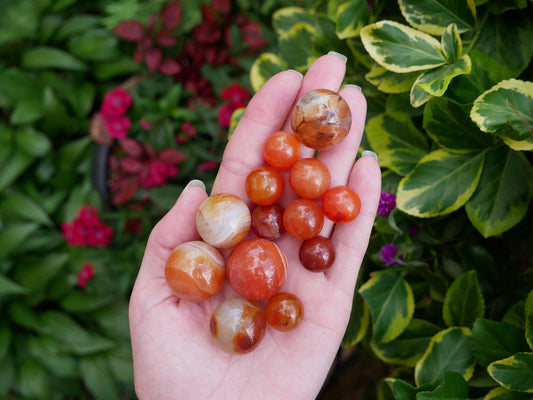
250,53,286,92
365,65,420,94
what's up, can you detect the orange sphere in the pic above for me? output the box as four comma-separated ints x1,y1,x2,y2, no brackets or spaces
289,158,331,199
322,186,361,223
245,166,285,206
283,198,324,240
263,130,301,169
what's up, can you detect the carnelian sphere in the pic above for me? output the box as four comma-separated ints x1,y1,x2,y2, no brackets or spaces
210,297,267,355
265,292,304,332
251,204,285,240
165,241,225,301
263,130,301,169
196,193,251,248
289,158,331,199
291,89,352,150
283,198,324,240
299,235,336,272
245,166,285,206
227,238,288,301
322,186,361,223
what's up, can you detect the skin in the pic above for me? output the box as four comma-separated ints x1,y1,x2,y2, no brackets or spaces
129,53,382,400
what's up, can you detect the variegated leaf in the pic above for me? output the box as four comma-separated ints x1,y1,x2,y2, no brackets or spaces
410,82,433,108
360,20,447,73
398,0,476,35
397,149,485,218
365,65,419,94
465,147,533,237
484,387,533,400
342,292,370,347
488,353,533,393
366,112,429,176
249,53,286,92
441,23,462,61
278,23,317,71
272,7,317,35
470,79,533,143
415,54,472,97
335,0,369,39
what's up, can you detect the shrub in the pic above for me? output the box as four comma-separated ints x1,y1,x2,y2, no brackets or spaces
253,1,533,399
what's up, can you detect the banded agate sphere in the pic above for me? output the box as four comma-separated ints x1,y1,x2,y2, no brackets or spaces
291,89,352,150
265,292,304,332
251,204,285,240
227,238,288,301
196,193,251,248
165,241,225,301
283,198,324,240
289,158,331,199
322,185,361,224
210,297,267,355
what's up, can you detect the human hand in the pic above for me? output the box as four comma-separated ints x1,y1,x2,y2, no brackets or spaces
129,53,381,400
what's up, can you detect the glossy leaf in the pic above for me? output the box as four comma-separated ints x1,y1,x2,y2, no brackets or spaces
0,273,26,296
398,0,476,35
465,147,533,238
423,97,496,153
388,378,433,399
410,82,433,108
488,353,533,392
0,222,39,257
250,53,286,92
366,112,429,176
113,20,145,41
443,270,484,328
415,327,475,386
27,335,79,378
18,358,50,400
484,387,533,400
471,318,530,366
335,0,369,39
278,23,316,71
371,318,441,367
272,7,317,35
359,273,414,344
417,371,469,400
80,355,120,400
16,126,52,157
414,55,471,98
161,1,182,30
12,253,68,291
526,290,533,350
22,46,87,71
0,192,53,227
343,292,370,347
397,150,485,218
441,23,462,62
365,65,419,94
67,29,119,61
54,14,100,42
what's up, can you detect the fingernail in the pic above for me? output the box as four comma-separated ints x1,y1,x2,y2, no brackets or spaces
328,51,348,63
183,179,206,193
344,84,362,91
362,150,378,161
288,69,304,80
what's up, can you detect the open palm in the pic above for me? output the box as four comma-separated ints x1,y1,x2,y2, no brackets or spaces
129,53,381,400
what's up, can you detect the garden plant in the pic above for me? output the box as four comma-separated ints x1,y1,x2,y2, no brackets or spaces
0,0,532,399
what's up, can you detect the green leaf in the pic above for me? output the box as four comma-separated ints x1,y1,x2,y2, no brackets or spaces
335,0,369,39
442,270,484,328
359,273,415,344
471,318,530,366
0,192,53,226
272,7,317,35
60,291,113,313
365,112,429,176
80,355,120,400
250,53,286,92
22,46,87,71
484,387,533,400
0,351,15,397
15,126,52,157
360,20,447,73
371,318,441,367
389,378,433,399
526,290,533,350
414,54,471,97
488,353,533,392
441,24,462,62
397,150,485,218
17,357,50,400
423,97,497,153
0,222,39,257
417,372,469,400
93,57,142,81
0,322,10,360
415,327,475,386
343,292,370,347
503,301,526,330
53,14,100,42
27,335,79,378
278,23,317,71
471,79,533,143
67,29,119,61
465,147,533,238
410,82,433,108
398,0,476,35
365,65,420,94
0,273,26,296
12,253,69,291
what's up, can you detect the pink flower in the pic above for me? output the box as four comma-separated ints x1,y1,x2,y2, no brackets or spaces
139,119,153,130
100,87,133,118
62,206,114,247
181,121,197,138
221,82,250,105
140,160,178,188
104,116,132,139
218,103,238,127
77,263,95,289
197,160,219,172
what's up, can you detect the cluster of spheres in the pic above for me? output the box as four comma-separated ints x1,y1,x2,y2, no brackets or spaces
165,88,360,355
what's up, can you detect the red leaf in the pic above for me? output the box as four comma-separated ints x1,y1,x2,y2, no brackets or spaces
113,21,145,42
120,138,143,157
120,157,144,173
156,30,177,46
158,148,186,164
159,59,182,75
145,47,163,71
112,176,139,205
240,21,268,52
212,0,231,15
161,1,182,30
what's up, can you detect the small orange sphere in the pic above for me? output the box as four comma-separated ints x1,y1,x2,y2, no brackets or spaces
283,198,324,240
263,131,301,169
245,165,285,206
322,186,361,223
265,292,304,332
289,158,331,199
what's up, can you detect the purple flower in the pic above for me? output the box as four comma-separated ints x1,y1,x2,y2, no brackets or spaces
377,191,396,217
380,243,399,266
408,224,419,235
